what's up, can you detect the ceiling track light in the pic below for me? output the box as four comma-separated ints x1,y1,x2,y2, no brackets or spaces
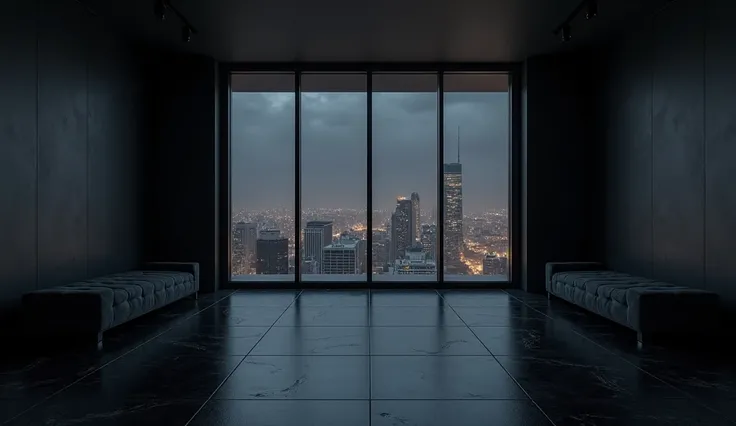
553,0,598,42
182,25,192,42
586,0,598,19
561,24,572,42
154,0,167,21
154,0,198,42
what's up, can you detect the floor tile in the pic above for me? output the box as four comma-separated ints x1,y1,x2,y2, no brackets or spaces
371,327,489,355
440,290,516,306
276,306,369,327
192,306,288,326
220,291,299,307
149,328,267,357
250,327,369,355
453,306,548,327
162,323,269,340
372,400,552,426
63,353,243,400
369,306,465,327
496,355,683,402
215,356,370,399
371,356,526,399
630,360,736,421
471,325,614,358
370,290,445,306
538,397,731,426
296,290,369,306
6,397,201,426
189,400,370,426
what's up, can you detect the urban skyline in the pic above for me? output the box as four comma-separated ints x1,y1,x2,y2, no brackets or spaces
231,74,509,278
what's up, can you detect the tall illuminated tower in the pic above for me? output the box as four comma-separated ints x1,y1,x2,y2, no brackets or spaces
443,127,463,270
411,192,420,243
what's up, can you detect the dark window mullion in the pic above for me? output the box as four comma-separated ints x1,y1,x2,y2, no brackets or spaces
366,72,373,283
294,72,301,283
437,72,445,284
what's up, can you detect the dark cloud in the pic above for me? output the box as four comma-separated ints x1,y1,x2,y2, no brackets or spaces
231,87,509,214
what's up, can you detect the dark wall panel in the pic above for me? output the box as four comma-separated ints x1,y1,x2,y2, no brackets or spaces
146,54,219,292
650,0,705,288
87,25,142,276
522,53,600,293
602,34,654,278
37,0,89,288
705,0,736,308
601,0,736,314
0,0,147,318
0,1,38,313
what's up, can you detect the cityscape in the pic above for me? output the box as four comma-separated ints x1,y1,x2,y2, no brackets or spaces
230,74,510,281
230,160,509,280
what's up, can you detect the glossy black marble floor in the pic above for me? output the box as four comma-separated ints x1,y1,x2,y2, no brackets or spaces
2,289,734,426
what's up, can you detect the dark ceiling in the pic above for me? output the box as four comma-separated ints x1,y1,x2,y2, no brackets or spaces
87,0,662,62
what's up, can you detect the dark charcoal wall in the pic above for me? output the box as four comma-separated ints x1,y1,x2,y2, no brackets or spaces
144,53,220,293
0,0,146,316
522,53,602,293
600,0,736,314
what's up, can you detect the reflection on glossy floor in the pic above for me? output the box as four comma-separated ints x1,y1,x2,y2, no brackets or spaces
1,289,734,425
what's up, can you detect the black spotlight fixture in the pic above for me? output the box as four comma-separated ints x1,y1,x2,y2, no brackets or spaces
154,0,167,20
561,24,572,42
182,25,192,42
586,0,598,19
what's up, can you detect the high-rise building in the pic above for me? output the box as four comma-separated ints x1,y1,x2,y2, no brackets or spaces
235,222,258,264
390,246,437,275
256,229,289,274
483,253,508,276
411,192,420,242
420,224,437,260
322,236,365,274
372,229,390,273
444,162,463,269
304,221,333,273
390,198,413,262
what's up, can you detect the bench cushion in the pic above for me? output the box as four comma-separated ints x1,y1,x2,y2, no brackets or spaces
547,264,719,333
23,269,196,334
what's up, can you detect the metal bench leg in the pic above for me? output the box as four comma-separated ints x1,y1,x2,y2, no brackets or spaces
636,332,650,349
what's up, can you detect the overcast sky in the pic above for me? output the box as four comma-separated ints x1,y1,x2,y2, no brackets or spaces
231,89,509,213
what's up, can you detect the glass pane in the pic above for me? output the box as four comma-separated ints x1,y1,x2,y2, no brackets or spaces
230,73,295,281
300,73,367,282
372,73,438,282
443,73,509,281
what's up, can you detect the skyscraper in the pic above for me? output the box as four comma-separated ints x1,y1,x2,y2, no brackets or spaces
391,198,413,261
444,128,463,270
420,223,437,260
234,222,258,264
304,221,333,273
411,192,420,243
322,236,365,274
255,229,289,274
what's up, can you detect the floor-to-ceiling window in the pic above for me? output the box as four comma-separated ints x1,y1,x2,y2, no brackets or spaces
229,73,296,282
225,67,514,286
300,74,368,282
372,73,438,282
443,73,510,282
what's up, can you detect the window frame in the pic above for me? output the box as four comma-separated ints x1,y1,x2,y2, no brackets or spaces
219,63,522,289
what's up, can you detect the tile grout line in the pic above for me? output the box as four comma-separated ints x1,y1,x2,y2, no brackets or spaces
438,289,559,426
501,289,732,420
184,290,304,426
2,290,239,426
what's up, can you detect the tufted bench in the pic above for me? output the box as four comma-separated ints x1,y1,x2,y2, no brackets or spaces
545,262,719,344
23,262,199,343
